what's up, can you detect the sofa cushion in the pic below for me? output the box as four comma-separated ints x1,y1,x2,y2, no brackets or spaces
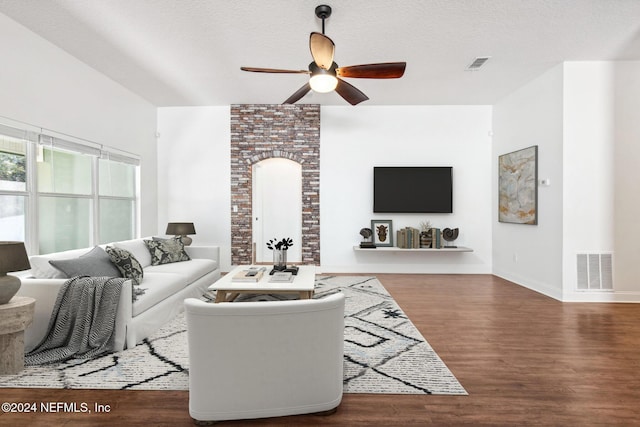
132,272,185,317
144,237,191,265
105,246,144,286
29,247,100,279
48,246,122,278
113,238,152,268
145,259,217,284
30,257,67,279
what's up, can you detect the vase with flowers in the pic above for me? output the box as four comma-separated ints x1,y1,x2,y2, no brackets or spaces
266,237,293,271
419,220,433,248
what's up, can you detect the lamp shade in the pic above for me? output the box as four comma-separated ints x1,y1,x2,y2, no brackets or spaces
165,222,196,236
0,241,31,273
309,74,338,93
309,61,338,93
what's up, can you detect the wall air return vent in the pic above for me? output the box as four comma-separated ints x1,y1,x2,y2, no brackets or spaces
465,57,491,71
576,253,613,291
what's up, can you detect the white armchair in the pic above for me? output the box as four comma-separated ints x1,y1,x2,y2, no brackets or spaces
184,292,345,423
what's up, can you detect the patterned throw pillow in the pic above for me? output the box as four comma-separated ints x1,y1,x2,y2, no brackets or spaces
105,246,144,286
144,237,191,266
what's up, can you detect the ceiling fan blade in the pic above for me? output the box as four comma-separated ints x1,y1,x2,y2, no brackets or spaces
337,62,406,79
241,66,310,74
283,82,312,104
309,32,335,70
335,79,369,105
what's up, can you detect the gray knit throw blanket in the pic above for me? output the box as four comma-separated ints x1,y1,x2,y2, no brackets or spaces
25,276,125,366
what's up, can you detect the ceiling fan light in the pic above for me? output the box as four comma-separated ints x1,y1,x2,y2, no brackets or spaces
309,74,338,93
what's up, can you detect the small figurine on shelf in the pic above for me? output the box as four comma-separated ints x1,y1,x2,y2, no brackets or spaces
359,228,375,248
442,228,459,248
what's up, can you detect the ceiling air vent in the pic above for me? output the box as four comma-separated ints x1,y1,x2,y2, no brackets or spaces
465,56,491,71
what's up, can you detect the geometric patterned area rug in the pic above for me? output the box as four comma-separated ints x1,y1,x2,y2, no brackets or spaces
315,276,467,395
0,276,467,395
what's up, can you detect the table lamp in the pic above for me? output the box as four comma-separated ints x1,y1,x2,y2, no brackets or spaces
166,222,196,246
0,241,31,304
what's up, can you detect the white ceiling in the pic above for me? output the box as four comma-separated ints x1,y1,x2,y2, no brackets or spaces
1,0,639,106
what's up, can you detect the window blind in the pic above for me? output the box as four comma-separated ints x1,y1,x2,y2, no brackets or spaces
38,135,140,166
0,123,38,142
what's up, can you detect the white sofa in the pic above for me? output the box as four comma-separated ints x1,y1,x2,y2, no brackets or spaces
14,237,220,352
184,292,345,423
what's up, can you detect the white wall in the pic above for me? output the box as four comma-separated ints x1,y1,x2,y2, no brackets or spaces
156,65,639,294
320,106,493,273
493,61,640,302
613,62,640,295
157,107,232,270
562,62,616,301
492,64,565,299
157,105,493,274
0,13,158,236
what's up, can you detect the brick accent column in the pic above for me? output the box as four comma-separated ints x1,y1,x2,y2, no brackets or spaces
230,104,320,266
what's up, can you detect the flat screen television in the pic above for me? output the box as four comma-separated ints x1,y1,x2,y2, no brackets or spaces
373,166,453,213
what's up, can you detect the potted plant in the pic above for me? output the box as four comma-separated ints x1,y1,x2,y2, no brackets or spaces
266,237,293,271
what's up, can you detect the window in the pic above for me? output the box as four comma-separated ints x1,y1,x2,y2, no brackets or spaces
98,158,137,244
0,145,26,191
37,145,93,253
0,132,29,242
0,123,139,254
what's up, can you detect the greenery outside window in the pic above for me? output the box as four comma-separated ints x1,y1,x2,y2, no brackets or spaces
0,133,29,242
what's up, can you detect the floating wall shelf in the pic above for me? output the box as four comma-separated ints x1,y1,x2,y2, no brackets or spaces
353,246,473,253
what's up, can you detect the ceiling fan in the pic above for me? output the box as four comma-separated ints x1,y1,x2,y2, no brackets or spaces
240,4,406,105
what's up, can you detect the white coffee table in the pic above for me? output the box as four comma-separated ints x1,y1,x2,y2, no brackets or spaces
209,265,316,303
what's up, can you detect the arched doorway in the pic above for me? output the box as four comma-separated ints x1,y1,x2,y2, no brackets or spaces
252,158,302,263
230,104,320,266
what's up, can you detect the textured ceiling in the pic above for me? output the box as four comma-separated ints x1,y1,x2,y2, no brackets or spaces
1,0,639,106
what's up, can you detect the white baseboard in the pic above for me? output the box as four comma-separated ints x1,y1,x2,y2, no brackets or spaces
561,290,640,303
492,270,563,301
493,269,640,303
319,264,492,274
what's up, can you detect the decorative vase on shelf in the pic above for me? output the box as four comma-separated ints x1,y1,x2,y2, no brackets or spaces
273,249,287,271
420,231,432,248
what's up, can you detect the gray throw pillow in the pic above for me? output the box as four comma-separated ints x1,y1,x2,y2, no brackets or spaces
144,236,191,266
105,246,144,287
49,246,122,278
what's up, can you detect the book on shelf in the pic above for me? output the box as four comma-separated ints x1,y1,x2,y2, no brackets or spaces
269,271,294,283
431,228,442,249
396,227,421,249
232,268,265,282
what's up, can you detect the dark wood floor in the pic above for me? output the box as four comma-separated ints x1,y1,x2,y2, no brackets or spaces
2,274,639,426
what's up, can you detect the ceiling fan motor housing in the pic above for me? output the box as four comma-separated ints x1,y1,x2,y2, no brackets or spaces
309,61,338,76
315,5,332,20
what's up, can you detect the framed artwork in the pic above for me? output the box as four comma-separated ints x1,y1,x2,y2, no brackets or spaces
371,219,394,247
498,145,538,225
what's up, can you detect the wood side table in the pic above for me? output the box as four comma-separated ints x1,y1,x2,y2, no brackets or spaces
0,296,35,375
